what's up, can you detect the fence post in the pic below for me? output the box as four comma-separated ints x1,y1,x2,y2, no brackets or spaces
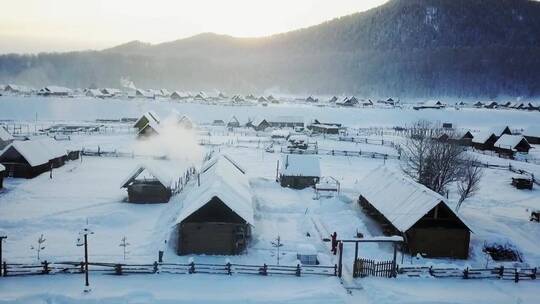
463,267,469,279
532,268,536,280
3,261,7,276
498,266,504,279
115,264,122,275
514,269,519,283
259,264,268,276
338,242,343,278
296,264,301,277
226,262,232,275
334,264,338,277
189,262,195,274
42,260,49,274
429,266,433,277
153,261,159,273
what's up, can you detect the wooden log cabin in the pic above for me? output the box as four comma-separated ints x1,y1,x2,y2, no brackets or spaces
0,139,67,178
278,154,321,190
121,163,174,203
471,131,498,151
493,135,531,158
357,167,471,259
173,155,253,255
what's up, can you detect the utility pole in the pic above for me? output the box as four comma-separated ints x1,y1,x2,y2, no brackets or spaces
77,224,94,292
0,235,7,273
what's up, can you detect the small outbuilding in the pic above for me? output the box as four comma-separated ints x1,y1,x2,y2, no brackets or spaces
227,116,241,128
493,135,531,158
0,139,67,178
133,111,160,132
278,154,321,190
121,163,175,203
357,167,471,259
472,131,498,150
173,155,253,255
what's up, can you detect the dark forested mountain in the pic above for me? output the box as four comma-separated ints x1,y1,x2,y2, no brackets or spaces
2,0,540,98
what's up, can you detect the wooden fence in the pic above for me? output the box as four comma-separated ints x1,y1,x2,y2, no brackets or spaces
353,259,396,278
1,261,337,278
398,266,537,283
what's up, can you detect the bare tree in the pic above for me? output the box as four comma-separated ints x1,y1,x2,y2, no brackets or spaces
455,157,483,212
402,120,464,194
30,234,46,261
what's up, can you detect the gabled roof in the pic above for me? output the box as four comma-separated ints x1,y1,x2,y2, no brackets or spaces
134,111,160,127
174,154,253,225
494,135,530,150
471,131,496,144
0,139,66,167
121,163,175,189
0,163,5,172
0,127,14,142
44,86,71,93
279,154,320,177
138,121,160,136
489,126,511,137
357,167,471,232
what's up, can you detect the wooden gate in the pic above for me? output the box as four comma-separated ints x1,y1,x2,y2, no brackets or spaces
353,258,395,278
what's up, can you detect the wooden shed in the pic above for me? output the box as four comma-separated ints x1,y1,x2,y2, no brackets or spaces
247,118,271,131
227,116,240,128
0,139,67,178
278,154,320,190
173,155,253,255
493,135,531,158
133,111,160,132
121,163,174,203
472,131,498,150
357,167,471,259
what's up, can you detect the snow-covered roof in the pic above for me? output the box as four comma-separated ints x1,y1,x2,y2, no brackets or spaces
494,135,529,150
0,127,14,141
138,120,160,136
0,139,66,167
86,89,103,97
270,116,304,124
134,111,160,127
471,131,495,144
121,162,175,189
279,154,320,177
523,125,540,138
44,86,71,93
489,126,511,137
136,89,154,98
356,167,470,232
174,154,253,225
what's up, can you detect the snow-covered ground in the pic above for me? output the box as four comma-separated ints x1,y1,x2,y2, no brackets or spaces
0,97,539,303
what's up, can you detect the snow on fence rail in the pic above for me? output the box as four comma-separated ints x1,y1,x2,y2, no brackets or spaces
1,261,337,278
398,265,537,283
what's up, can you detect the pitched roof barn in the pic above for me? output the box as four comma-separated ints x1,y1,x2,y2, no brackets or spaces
357,167,471,258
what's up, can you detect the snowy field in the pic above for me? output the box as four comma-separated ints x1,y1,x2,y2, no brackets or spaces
0,97,539,303
1,96,540,129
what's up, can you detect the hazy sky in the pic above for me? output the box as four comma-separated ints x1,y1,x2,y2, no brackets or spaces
0,0,387,54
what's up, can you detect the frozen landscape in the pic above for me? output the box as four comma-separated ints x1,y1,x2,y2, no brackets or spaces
0,95,539,303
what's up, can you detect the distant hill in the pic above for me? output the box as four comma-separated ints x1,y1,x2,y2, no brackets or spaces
2,0,540,98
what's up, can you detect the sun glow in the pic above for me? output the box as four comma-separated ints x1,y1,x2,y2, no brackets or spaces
0,0,387,53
